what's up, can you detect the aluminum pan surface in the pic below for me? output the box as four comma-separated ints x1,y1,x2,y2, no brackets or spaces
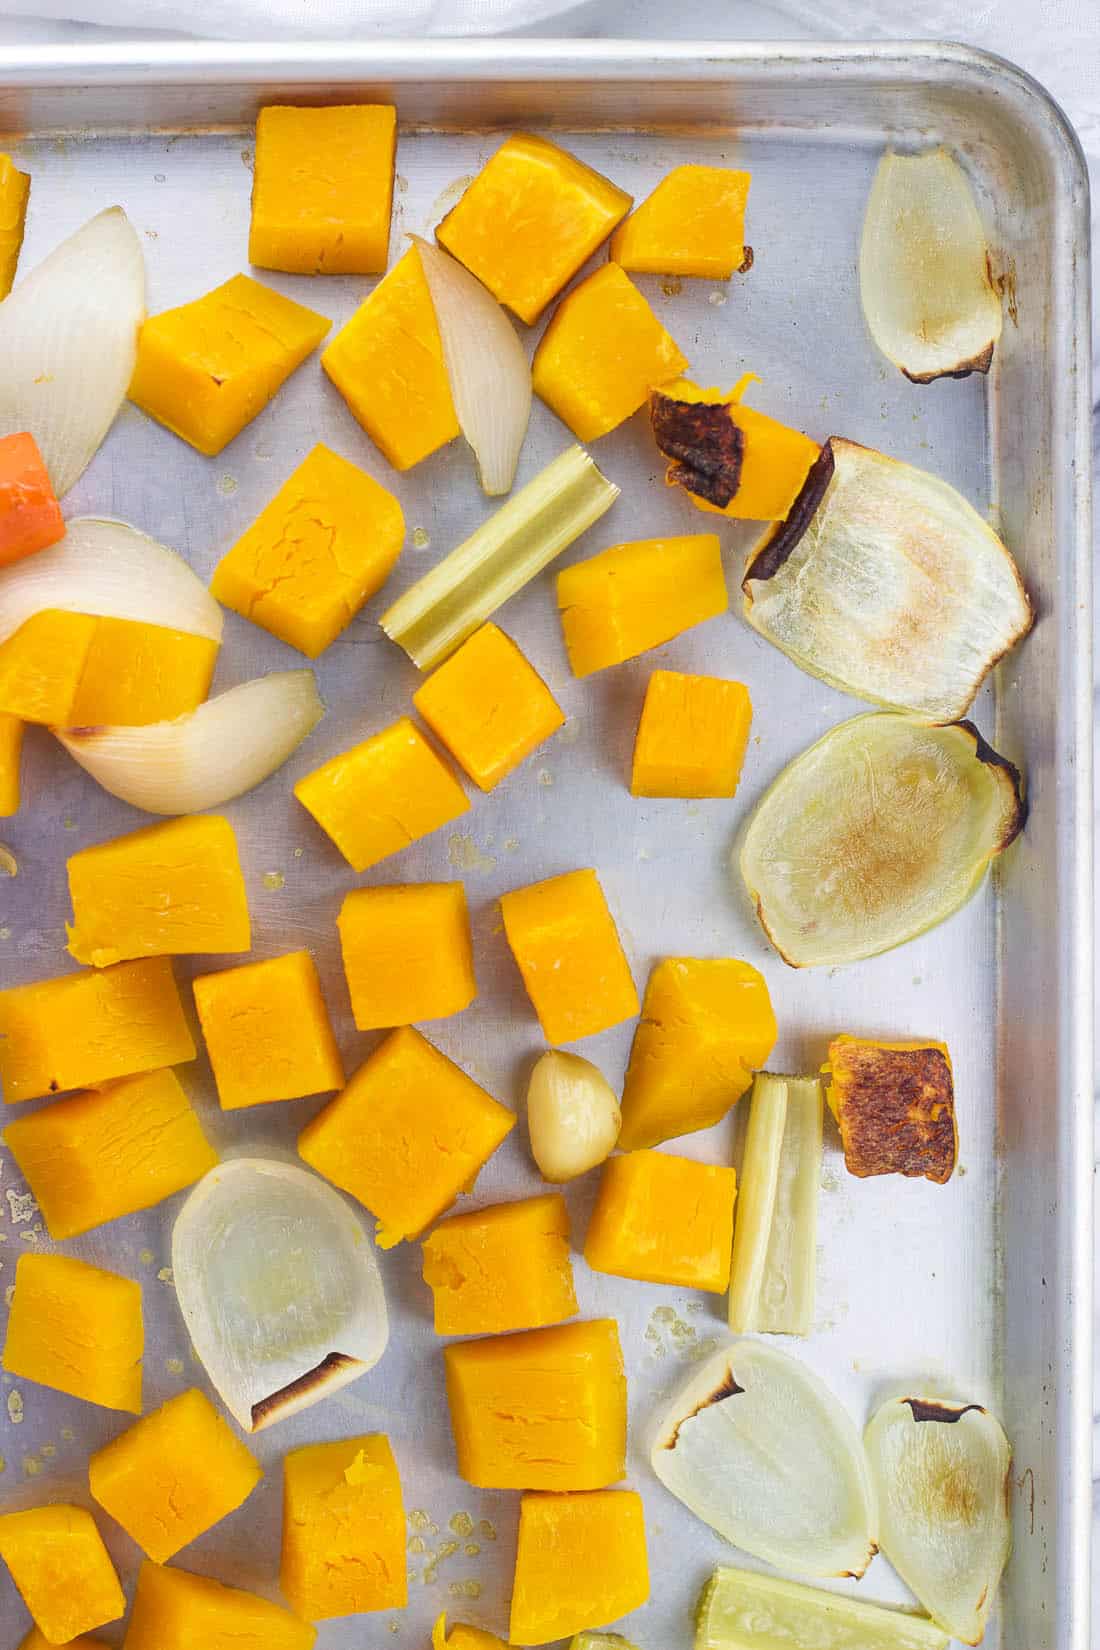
0,43,1090,1650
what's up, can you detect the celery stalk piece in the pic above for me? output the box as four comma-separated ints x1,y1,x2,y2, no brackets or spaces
380,444,619,669
728,1073,823,1335
696,1567,950,1650
571,1636,642,1650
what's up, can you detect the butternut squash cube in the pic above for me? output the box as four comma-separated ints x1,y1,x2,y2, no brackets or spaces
337,881,476,1030
294,715,469,873
322,246,459,471
558,534,728,678
532,264,687,442
434,1615,511,1650
823,1035,958,1184
299,1025,515,1247
0,1506,124,1645
18,1628,111,1650
89,1387,261,1563
0,711,22,814
3,1252,142,1413
0,957,195,1105
423,1192,577,1335
509,1490,648,1645
444,1319,625,1490
193,949,344,1110
3,1067,217,1239
584,1150,737,1293
0,152,30,299
631,670,752,798
413,623,565,792
0,610,96,723
652,379,821,522
618,958,777,1151
610,165,751,279
250,104,397,276
123,1560,316,1650
281,1433,406,1620
211,443,404,658
129,273,330,457
66,814,250,968
499,868,638,1045
66,617,218,727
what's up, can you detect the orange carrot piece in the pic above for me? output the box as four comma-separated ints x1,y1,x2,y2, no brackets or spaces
0,433,65,568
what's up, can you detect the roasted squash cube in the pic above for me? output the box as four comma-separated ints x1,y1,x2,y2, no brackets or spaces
66,618,218,727
651,379,820,522
0,1506,124,1645
322,246,459,471
437,134,631,325
619,958,777,1150
294,715,469,873
0,711,21,815
3,1252,142,1413
558,534,727,678
337,882,476,1030
584,1150,737,1293
444,1319,625,1491
823,1035,957,1184
250,104,397,276
433,1616,510,1650
66,814,250,968
631,670,752,798
193,949,344,1110
123,1560,316,1650
0,153,30,299
129,273,330,457
0,957,195,1104
423,1192,577,1335
0,609,96,723
281,1433,406,1620
532,264,687,442
0,432,64,565
4,1066,217,1239
298,1025,515,1247
18,1628,111,1650
500,868,638,1045
89,1387,262,1563
413,623,565,792
509,1490,648,1645
610,165,751,279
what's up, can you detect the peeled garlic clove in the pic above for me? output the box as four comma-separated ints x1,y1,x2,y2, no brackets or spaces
173,1158,388,1433
864,1396,1012,1644
527,1050,621,1182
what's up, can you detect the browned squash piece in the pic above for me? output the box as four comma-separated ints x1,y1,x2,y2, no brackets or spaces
823,1036,957,1184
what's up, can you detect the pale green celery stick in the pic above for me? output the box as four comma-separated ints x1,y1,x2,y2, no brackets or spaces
696,1567,950,1650
380,444,618,669
571,1635,643,1650
728,1073,823,1335
728,1073,787,1332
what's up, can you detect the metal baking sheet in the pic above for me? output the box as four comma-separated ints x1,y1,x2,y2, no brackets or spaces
0,41,1091,1650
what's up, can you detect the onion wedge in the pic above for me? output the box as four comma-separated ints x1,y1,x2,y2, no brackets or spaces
173,1159,389,1433
696,1567,950,1650
742,439,1032,723
865,1396,1012,1644
57,670,323,814
860,148,1002,383
413,235,531,496
0,207,145,496
0,516,223,644
651,1339,878,1578
739,713,1025,969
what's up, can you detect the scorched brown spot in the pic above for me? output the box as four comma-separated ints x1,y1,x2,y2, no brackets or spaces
250,1351,360,1431
663,1368,744,1449
650,391,745,508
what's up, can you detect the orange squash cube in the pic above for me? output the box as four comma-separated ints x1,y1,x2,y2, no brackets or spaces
499,868,638,1045
0,609,96,723
444,1319,625,1491
66,617,219,727
631,670,752,798
532,264,687,442
0,153,30,300
433,1616,510,1650
652,379,821,522
89,1387,262,1563
250,104,397,276
823,1035,958,1184
0,1506,124,1645
193,949,344,1110
322,246,459,471
3,1252,142,1413
18,1628,112,1650
0,711,22,815
3,1067,217,1239
558,534,728,678
618,958,777,1151
66,814,250,968
437,134,631,325
423,1192,577,1335
294,715,469,873
610,165,751,279
509,1490,649,1645
337,882,476,1030
0,956,195,1105
0,431,65,566
413,623,565,792
123,1560,316,1650
281,1433,406,1620
584,1150,737,1293
298,1025,515,1247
